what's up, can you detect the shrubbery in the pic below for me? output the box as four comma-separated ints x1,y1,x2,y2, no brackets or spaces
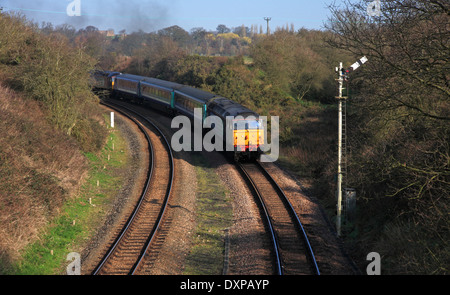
0,12,107,152
2,2,448,273
0,12,107,271
326,0,449,273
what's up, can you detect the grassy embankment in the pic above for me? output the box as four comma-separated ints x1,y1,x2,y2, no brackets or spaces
7,115,128,275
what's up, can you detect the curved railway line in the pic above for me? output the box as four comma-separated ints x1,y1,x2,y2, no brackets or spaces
238,162,320,275
92,101,174,275
91,99,321,275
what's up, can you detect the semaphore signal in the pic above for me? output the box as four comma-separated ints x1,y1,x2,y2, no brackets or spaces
335,56,368,237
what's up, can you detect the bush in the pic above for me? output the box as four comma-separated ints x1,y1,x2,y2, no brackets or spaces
0,12,106,153
0,84,88,271
72,118,106,153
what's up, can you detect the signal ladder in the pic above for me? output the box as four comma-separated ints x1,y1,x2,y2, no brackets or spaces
341,100,348,188
340,87,354,222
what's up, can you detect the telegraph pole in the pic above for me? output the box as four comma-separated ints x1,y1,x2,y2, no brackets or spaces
264,17,271,35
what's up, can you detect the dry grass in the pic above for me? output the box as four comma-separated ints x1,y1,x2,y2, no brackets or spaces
0,84,88,271
279,107,337,178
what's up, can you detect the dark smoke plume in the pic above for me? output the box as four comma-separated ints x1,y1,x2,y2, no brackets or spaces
1,0,171,33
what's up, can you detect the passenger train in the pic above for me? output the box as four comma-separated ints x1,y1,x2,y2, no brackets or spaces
92,70,264,161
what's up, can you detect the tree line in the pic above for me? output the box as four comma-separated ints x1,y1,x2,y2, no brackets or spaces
35,5,449,273
1,0,448,274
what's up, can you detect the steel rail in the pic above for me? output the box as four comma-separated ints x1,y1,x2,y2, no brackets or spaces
92,100,174,275
92,101,154,275
126,104,175,275
107,101,175,275
238,161,320,275
257,162,320,275
237,162,284,275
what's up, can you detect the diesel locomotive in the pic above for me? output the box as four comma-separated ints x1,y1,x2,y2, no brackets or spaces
92,70,264,161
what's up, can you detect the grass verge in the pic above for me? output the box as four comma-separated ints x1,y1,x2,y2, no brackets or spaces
183,153,233,275
7,115,128,275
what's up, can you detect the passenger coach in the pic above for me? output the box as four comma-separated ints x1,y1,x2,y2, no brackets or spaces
92,70,264,161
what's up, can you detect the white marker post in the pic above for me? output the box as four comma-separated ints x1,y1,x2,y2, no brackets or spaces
110,112,115,128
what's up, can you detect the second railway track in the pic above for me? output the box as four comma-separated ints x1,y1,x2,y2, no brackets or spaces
92,101,174,275
238,161,320,275
92,99,318,275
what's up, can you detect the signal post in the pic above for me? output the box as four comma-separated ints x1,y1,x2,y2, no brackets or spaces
335,57,368,236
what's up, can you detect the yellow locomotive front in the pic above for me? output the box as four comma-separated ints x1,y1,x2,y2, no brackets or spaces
233,118,264,161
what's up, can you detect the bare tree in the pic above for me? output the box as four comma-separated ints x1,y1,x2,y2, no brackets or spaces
326,0,449,274
327,0,449,120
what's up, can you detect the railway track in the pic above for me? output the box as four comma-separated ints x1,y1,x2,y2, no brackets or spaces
92,101,174,275
238,161,320,275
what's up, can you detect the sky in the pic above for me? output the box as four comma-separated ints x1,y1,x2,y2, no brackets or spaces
0,0,337,33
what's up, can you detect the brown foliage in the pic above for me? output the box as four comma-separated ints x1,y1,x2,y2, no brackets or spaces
0,84,87,266
326,0,449,274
